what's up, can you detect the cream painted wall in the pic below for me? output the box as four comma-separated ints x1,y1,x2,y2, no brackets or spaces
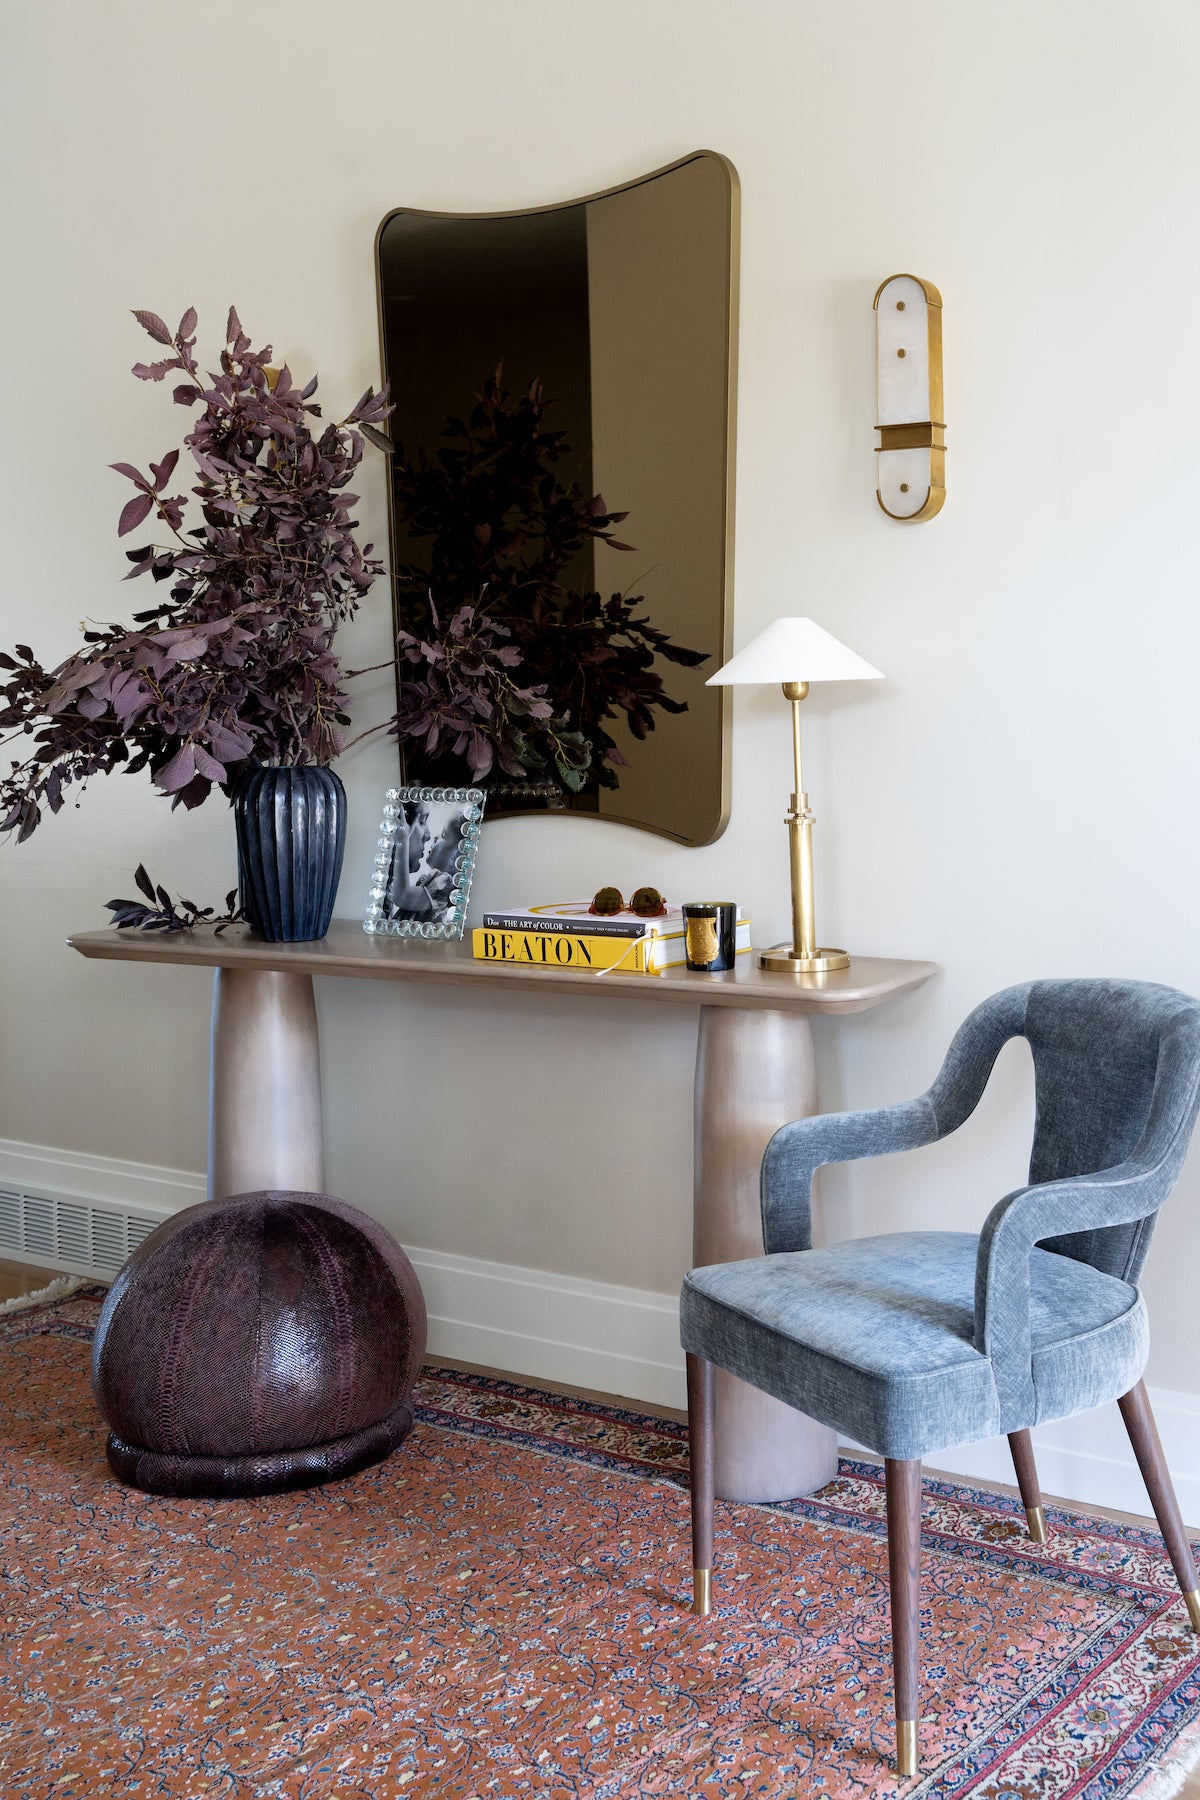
2,0,1199,1402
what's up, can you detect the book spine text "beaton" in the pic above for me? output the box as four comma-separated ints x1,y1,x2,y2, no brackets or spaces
472,929,651,972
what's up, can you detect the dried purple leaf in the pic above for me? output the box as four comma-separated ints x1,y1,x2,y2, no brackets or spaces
110,462,148,488
155,744,195,792
132,309,173,345
149,449,180,490
117,493,154,537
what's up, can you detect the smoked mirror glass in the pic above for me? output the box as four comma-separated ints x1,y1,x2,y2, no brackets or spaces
375,150,738,846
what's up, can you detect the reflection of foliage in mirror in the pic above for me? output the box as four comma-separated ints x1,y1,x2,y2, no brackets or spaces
389,371,708,791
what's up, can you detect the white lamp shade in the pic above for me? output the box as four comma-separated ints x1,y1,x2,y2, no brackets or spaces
706,617,884,686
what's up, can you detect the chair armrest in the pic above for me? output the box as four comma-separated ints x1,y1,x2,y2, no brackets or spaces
976,1029,1200,1421
760,1096,940,1254
974,1163,1155,1419
759,994,1029,1256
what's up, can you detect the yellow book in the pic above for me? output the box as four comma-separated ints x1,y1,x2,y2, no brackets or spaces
472,927,651,973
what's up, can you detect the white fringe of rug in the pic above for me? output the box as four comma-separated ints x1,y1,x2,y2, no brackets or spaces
0,1275,86,1316
1128,1713,1200,1798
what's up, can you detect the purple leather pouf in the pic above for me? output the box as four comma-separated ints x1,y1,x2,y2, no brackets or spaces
90,1190,428,1499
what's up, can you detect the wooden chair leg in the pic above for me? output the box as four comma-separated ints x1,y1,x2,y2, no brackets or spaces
1007,1429,1049,1542
686,1353,715,1616
1118,1380,1200,1631
885,1458,922,1777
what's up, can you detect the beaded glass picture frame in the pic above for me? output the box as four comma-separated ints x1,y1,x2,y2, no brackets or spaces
364,785,486,940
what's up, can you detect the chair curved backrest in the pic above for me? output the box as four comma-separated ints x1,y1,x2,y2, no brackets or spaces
931,979,1200,1282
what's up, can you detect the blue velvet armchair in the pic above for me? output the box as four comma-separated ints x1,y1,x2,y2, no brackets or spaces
680,979,1200,1778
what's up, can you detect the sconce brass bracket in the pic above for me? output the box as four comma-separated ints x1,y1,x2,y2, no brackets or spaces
875,422,945,452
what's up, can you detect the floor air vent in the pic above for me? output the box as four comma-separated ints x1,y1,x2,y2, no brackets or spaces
0,1188,168,1278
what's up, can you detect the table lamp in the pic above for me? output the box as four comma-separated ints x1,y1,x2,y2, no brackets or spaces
706,617,883,974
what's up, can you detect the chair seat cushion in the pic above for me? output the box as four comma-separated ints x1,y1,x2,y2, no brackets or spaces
680,1231,1147,1460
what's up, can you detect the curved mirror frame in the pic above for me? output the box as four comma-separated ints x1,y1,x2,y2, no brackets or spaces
375,150,738,846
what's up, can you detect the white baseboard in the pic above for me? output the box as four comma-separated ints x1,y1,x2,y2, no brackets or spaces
913,1391,1200,1529
0,1136,205,1215
409,1247,686,1410
2,1136,1197,1522
0,1136,686,1409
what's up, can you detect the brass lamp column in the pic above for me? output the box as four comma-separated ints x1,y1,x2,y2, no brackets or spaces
706,618,883,975
762,679,849,974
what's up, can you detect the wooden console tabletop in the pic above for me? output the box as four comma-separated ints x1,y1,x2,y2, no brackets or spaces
68,922,937,1016
69,920,938,1504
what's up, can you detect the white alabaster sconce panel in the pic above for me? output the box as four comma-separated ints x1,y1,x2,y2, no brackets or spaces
876,275,931,424
874,274,945,522
876,444,939,519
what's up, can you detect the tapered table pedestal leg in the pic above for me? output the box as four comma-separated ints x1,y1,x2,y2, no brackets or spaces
693,1004,839,1502
208,968,326,1202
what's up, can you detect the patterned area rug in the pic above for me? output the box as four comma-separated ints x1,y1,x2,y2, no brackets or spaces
1,1285,1198,1799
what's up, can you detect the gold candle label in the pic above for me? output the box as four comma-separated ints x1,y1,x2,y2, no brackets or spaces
686,917,720,965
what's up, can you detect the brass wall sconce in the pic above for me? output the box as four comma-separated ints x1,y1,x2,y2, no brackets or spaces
874,275,944,522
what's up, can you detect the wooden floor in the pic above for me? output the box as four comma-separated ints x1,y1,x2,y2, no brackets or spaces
5,1261,1199,1793
0,1258,68,1303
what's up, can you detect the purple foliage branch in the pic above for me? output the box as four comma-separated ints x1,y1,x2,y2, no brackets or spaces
0,307,392,842
104,863,243,934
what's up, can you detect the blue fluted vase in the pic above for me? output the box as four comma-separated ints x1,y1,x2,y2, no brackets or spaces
234,766,347,943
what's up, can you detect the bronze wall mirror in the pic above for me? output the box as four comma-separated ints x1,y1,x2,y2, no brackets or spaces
375,150,739,847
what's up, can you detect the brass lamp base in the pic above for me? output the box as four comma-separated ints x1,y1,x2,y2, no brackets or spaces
759,944,851,975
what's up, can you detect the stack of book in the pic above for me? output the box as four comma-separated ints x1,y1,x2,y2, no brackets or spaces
472,901,752,975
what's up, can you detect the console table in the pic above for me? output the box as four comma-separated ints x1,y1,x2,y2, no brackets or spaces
68,922,937,1504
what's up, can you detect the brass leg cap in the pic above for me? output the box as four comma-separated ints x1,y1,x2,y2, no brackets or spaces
1026,1504,1048,1544
691,1567,712,1617
896,1719,918,1777
1186,1587,1200,1632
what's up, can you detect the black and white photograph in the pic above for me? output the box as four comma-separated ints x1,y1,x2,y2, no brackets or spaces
364,786,485,939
